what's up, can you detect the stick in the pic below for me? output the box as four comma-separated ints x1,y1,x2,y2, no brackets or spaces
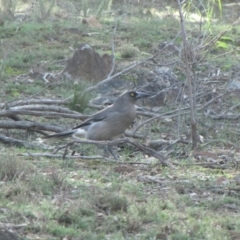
53,138,172,167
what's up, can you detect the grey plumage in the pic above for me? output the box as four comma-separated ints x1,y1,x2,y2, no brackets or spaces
41,91,152,142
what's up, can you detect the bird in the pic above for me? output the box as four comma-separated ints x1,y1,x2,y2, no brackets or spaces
41,91,152,143
41,91,152,158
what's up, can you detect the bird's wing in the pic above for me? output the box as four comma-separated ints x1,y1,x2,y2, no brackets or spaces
72,116,107,129
72,105,122,129
72,106,116,130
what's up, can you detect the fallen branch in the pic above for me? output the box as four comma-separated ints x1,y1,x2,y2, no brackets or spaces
0,120,66,133
6,114,22,121
53,138,172,167
0,110,89,120
0,98,70,108
10,105,80,114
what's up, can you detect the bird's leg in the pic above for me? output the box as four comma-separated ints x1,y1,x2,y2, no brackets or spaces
103,144,118,160
108,144,118,160
73,135,118,160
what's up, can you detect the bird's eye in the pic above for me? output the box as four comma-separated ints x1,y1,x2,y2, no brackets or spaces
130,92,135,97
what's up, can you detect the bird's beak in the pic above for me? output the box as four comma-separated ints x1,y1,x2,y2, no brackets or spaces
135,92,153,99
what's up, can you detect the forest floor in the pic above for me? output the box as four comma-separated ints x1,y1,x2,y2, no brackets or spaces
0,1,240,239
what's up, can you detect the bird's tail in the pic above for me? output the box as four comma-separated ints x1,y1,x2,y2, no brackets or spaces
39,130,76,143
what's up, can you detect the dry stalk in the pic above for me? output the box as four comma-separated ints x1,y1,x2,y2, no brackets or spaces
177,0,198,149
107,14,128,78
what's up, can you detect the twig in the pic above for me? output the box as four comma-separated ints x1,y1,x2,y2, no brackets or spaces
107,15,127,78
197,17,240,63
126,139,170,167
124,130,145,139
133,107,190,133
199,90,234,111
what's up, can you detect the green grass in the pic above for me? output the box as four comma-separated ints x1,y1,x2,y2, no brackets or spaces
1,149,240,239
